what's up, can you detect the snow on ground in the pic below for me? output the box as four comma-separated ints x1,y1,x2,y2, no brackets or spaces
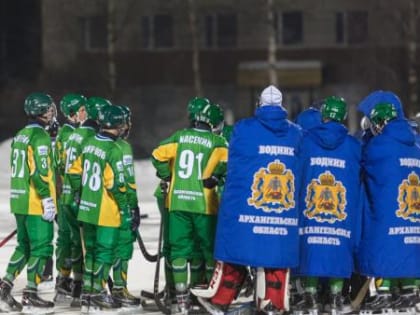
0,139,164,314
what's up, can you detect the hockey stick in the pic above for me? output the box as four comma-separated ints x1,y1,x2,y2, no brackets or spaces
136,229,158,262
191,261,224,298
153,208,171,315
141,289,164,300
0,229,17,248
351,277,371,310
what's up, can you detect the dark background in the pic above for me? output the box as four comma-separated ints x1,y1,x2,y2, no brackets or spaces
0,0,419,157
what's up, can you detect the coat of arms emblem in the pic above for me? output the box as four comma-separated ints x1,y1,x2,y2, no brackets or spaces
247,160,295,213
396,171,420,222
304,171,347,223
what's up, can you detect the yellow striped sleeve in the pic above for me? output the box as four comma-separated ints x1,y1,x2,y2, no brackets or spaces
202,147,228,178
67,156,83,175
152,143,178,162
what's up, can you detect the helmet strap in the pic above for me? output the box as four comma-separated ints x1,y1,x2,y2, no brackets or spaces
194,121,212,131
212,122,224,135
36,114,51,128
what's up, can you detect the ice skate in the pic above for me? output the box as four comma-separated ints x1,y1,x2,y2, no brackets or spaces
390,289,419,315
259,301,284,315
54,276,73,303
80,291,121,314
21,288,54,314
164,285,178,306
70,280,83,307
323,293,354,315
112,287,141,308
290,282,304,312
292,292,320,315
0,279,22,312
175,290,191,315
197,295,228,315
360,292,393,315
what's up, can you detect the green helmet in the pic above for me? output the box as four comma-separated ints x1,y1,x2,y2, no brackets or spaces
24,92,54,117
60,93,87,117
86,97,112,120
212,103,224,126
194,103,223,129
210,103,225,134
321,96,347,122
117,105,131,124
98,105,125,129
369,102,397,127
187,97,210,122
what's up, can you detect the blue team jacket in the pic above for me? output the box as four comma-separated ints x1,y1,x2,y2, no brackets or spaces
357,119,420,277
214,105,303,268
297,121,362,278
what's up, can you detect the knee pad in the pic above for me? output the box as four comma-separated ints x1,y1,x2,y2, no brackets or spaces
210,262,247,308
257,268,290,311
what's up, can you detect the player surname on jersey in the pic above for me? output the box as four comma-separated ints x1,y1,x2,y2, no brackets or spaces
179,135,212,148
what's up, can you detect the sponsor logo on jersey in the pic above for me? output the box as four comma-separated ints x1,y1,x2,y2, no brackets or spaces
123,155,132,165
396,171,420,222
37,145,49,156
247,160,295,213
304,171,347,223
116,161,124,172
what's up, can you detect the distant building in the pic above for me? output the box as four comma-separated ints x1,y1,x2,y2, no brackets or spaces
1,0,416,156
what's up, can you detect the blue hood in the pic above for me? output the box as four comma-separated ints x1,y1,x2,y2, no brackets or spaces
295,107,322,130
381,119,416,146
309,121,348,150
255,105,289,136
358,90,405,118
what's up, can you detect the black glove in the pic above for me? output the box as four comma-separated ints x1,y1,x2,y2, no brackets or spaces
130,206,140,232
159,178,171,193
203,176,219,189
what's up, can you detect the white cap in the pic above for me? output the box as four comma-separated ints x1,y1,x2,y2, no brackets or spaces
259,85,283,106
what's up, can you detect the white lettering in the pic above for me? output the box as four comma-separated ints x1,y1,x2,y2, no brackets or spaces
238,214,298,226
404,236,420,244
388,226,420,235
258,145,295,156
399,158,420,168
310,157,346,169
179,135,212,148
253,226,288,235
307,236,340,246
299,226,351,238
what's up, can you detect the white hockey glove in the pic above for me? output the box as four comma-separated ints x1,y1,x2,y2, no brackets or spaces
41,197,56,222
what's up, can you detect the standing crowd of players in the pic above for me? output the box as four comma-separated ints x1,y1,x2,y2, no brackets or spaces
0,86,419,315
0,93,141,314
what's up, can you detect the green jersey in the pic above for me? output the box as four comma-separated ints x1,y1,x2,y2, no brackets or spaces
55,123,76,179
151,128,228,215
68,134,128,227
10,123,57,215
62,125,97,205
116,138,139,209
